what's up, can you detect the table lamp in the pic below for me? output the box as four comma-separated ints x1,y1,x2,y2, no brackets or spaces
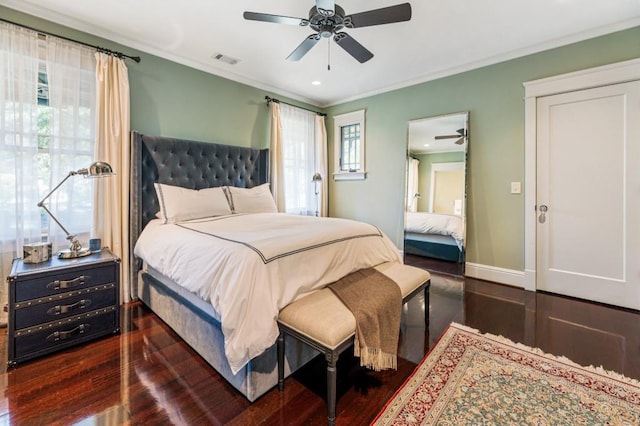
37,161,114,259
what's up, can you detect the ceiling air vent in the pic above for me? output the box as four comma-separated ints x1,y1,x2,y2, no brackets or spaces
213,53,240,65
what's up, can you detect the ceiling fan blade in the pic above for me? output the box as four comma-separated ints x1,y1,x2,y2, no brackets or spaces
333,32,374,63
436,129,467,140
243,11,307,26
286,34,321,61
315,0,335,16
348,3,412,28
455,137,465,145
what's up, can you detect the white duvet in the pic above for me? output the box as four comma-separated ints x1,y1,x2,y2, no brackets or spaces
405,212,465,249
134,213,401,374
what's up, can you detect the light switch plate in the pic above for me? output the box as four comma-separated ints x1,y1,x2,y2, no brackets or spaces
511,181,521,194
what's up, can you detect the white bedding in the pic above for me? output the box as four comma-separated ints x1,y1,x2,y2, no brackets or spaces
134,212,401,374
405,212,465,249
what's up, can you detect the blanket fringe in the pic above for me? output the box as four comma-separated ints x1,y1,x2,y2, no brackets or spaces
354,336,397,371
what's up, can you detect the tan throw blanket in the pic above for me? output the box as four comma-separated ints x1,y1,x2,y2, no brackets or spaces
328,268,402,371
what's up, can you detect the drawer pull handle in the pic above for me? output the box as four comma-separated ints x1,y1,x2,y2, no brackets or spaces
47,299,92,316
46,323,91,342
47,275,88,290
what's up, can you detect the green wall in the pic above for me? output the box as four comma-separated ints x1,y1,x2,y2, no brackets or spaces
4,5,639,273
326,27,640,272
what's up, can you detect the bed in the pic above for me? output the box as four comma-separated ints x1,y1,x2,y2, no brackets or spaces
404,212,465,264
128,132,402,401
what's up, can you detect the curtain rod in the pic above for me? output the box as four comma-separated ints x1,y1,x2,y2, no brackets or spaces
265,96,326,117
1,17,141,63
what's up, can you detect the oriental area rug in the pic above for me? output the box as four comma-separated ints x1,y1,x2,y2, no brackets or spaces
372,322,640,425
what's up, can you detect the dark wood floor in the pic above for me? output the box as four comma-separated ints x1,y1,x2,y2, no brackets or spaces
1,256,639,425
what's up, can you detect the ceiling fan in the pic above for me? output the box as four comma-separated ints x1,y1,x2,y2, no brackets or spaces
243,0,412,64
435,128,467,145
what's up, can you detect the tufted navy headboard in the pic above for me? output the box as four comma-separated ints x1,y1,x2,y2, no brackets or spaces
129,132,269,288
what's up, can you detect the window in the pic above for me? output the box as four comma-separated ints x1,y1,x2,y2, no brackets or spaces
333,109,366,181
37,67,52,238
36,63,95,240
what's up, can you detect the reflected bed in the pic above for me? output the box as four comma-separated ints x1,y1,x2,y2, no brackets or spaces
404,212,464,264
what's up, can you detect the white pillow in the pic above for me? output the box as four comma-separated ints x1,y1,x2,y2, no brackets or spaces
154,183,232,223
227,183,278,214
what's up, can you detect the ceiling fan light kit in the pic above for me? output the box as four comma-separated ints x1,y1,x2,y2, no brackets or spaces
244,1,412,64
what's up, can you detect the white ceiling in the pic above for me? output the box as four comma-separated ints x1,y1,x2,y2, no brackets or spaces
3,0,640,107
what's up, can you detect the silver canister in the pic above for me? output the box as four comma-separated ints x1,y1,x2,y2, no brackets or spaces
23,242,53,264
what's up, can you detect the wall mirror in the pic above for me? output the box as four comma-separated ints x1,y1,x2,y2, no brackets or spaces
404,112,468,276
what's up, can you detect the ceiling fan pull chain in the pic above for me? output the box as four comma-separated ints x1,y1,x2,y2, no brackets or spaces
328,39,331,71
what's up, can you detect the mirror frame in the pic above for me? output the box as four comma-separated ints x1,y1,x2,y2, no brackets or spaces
404,111,469,275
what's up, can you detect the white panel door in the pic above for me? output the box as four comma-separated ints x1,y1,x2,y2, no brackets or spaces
536,80,640,309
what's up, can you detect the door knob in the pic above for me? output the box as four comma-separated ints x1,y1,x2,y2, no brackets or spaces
538,204,548,223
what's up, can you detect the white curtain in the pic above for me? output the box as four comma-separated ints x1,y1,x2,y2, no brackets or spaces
278,103,326,216
0,23,40,326
407,157,420,212
94,53,131,302
315,114,328,216
45,38,96,251
269,102,285,212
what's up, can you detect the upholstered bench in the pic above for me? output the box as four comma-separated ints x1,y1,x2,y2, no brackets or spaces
277,262,431,425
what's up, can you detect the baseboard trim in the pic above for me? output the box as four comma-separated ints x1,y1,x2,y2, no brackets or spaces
465,262,525,288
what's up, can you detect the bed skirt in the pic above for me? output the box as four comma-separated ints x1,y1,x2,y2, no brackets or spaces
137,270,319,401
404,233,463,263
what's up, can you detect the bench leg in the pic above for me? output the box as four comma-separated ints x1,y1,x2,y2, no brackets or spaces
424,283,430,327
277,331,285,391
326,351,338,426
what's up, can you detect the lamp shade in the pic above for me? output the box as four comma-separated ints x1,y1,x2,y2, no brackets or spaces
88,161,114,177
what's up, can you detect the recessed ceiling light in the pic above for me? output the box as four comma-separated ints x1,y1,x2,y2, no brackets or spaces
212,53,240,65
311,80,321,86
424,143,430,147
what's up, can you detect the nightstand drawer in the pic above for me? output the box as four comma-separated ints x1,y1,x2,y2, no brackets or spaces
14,264,116,302
12,308,118,361
13,284,117,330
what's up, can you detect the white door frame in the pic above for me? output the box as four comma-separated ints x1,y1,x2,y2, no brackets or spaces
522,58,640,292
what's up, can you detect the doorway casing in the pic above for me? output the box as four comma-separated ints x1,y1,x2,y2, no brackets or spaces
523,58,640,292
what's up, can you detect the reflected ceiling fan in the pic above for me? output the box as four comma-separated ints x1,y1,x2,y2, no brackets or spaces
243,0,412,64
435,128,467,145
